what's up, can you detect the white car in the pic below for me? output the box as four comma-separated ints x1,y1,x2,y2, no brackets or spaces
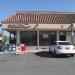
49,41,75,56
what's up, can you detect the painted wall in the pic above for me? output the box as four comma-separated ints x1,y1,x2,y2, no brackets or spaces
2,23,71,30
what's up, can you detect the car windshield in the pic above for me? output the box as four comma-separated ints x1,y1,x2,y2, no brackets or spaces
58,42,71,45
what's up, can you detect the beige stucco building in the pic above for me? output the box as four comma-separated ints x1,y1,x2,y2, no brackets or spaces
1,11,75,49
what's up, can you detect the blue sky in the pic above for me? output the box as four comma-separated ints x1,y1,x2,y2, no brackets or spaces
0,0,75,35
0,0,75,21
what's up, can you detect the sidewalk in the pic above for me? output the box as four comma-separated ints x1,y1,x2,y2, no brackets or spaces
0,49,49,55
0,46,49,54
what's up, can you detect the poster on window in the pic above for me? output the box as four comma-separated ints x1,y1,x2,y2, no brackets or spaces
43,33,49,38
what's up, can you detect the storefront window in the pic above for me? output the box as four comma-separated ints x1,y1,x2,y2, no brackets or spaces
20,31,56,46
20,31,37,46
39,31,56,45
66,31,75,35
59,32,66,41
49,32,56,45
66,31,75,44
39,32,49,45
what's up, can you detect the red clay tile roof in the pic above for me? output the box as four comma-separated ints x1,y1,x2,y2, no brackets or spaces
2,11,75,24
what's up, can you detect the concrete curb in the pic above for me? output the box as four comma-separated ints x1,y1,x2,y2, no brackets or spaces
0,50,47,55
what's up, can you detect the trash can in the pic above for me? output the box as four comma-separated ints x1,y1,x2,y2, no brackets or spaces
16,44,27,54
20,44,27,51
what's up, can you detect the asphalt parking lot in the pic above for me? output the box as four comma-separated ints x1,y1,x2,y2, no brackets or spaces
0,51,75,75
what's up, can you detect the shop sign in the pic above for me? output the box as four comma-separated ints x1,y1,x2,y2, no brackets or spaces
8,24,31,29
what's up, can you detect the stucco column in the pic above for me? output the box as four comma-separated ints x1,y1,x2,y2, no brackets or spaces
16,30,20,44
56,31,59,41
37,30,39,49
71,24,74,44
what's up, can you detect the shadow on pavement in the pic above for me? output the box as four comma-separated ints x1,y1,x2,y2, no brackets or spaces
35,51,70,58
